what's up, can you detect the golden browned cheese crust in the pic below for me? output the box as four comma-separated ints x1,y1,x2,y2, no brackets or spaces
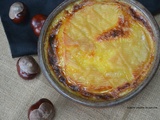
44,0,155,100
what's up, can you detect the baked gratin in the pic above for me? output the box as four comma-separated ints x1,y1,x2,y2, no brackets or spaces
44,0,155,101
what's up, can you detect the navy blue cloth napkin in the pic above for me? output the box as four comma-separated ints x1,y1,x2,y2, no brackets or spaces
0,0,160,58
0,0,63,58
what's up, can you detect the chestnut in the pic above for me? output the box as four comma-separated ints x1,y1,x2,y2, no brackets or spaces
28,98,55,120
31,14,47,36
9,2,27,23
17,56,40,80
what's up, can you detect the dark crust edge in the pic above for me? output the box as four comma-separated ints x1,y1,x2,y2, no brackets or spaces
129,7,154,36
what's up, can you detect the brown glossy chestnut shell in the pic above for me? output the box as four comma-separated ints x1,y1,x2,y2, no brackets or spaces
28,98,55,120
17,56,40,80
31,14,47,36
9,2,27,23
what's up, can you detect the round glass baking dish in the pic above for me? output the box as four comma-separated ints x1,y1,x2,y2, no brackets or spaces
38,0,160,107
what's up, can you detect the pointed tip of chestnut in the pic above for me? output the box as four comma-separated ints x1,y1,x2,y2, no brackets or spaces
31,14,47,36
28,98,55,120
17,56,40,80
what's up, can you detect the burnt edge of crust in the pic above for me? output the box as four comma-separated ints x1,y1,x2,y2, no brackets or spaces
63,0,94,17
48,21,67,86
129,7,153,36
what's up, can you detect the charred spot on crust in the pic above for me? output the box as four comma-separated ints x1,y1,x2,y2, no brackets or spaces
110,29,124,37
129,7,153,36
81,90,92,97
64,10,70,15
129,7,147,26
117,83,130,92
48,36,57,67
131,81,138,88
48,21,62,49
69,85,80,92
49,35,55,45
73,4,83,12
95,94,113,100
50,21,62,37
59,76,67,85
98,29,124,41
48,45,61,77
72,0,93,13
72,0,86,12
97,17,130,41
64,10,72,18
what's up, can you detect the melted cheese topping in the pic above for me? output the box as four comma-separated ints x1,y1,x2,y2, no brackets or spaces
45,0,155,99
